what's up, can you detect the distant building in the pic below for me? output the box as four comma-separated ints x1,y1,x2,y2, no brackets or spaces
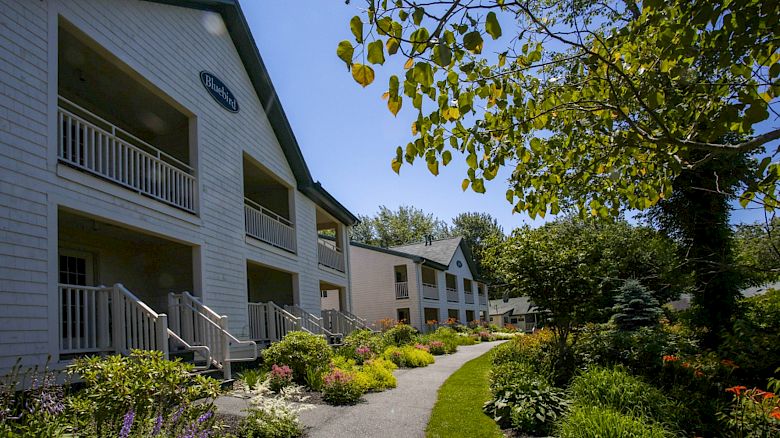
349,237,489,331
489,297,543,332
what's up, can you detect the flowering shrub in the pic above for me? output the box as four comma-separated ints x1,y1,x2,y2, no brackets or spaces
237,368,266,390
383,323,418,346
322,369,364,405
240,379,312,438
0,358,68,437
428,340,447,355
339,329,386,364
478,331,492,342
358,359,397,391
414,343,430,352
67,350,219,437
720,385,780,437
263,331,332,384
268,364,294,393
383,346,435,368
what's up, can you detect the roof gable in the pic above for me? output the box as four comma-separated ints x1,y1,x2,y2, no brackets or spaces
390,237,481,279
145,0,357,225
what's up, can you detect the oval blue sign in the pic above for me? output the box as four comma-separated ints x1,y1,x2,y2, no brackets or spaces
200,71,239,113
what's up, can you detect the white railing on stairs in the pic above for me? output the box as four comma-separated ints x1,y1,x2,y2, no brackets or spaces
59,283,168,357
244,198,296,253
248,301,303,343
321,309,371,337
167,329,212,371
285,305,343,345
57,97,196,213
168,292,257,379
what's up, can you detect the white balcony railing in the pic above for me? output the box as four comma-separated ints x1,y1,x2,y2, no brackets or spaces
318,240,345,272
58,97,196,213
446,287,458,302
422,283,439,300
479,294,487,305
244,198,296,253
465,292,475,304
395,281,409,299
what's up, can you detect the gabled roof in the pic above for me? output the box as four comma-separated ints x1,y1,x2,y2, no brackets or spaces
146,0,358,226
489,296,536,316
391,237,481,279
350,241,449,271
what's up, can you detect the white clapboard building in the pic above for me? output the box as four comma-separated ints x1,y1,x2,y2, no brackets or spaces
0,0,366,378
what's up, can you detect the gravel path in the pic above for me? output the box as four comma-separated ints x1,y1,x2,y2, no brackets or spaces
213,341,503,437
299,341,503,438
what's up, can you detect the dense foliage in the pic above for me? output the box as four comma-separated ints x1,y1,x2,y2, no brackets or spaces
350,205,450,246
262,331,333,384
610,279,663,331
340,0,779,217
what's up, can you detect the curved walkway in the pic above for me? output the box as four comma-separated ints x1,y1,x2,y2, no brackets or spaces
299,341,503,438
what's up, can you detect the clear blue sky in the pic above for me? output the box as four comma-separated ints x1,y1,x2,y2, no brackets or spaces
241,1,767,230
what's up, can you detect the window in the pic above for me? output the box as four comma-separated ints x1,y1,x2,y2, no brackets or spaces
466,310,475,322
321,290,328,298
397,308,410,324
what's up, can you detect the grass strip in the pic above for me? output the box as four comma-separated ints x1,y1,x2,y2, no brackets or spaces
425,349,503,438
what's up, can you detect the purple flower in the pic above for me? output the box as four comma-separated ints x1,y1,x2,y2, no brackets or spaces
120,409,135,438
196,410,213,424
152,414,163,436
171,405,184,425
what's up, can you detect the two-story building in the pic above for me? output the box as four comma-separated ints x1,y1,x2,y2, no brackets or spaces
0,0,359,378
349,237,489,331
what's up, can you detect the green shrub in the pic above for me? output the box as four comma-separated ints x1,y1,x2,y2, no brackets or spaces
241,409,304,437
484,366,567,435
263,331,332,383
339,329,386,363
238,368,267,390
383,346,435,367
558,406,673,438
610,279,663,331
491,330,557,380
383,323,418,346
418,327,460,354
457,334,479,345
355,358,397,391
322,369,364,405
67,350,219,436
568,367,682,430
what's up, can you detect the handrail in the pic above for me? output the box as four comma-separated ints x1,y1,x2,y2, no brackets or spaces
167,329,212,370
285,305,343,344
318,241,345,271
395,281,409,299
177,292,258,356
58,96,192,172
244,197,293,227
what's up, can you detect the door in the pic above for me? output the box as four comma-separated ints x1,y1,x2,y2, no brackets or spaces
58,249,97,351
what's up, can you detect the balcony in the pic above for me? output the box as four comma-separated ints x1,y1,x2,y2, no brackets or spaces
446,288,458,302
318,240,345,272
244,198,296,253
395,281,409,299
58,97,196,213
465,292,475,304
479,294,487,305
422,283,439,300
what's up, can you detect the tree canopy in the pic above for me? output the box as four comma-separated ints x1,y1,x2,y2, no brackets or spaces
451,212,504,283
350,205,451,246
338,0,779,218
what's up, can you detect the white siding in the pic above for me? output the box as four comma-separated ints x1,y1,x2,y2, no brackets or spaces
0,0,350,369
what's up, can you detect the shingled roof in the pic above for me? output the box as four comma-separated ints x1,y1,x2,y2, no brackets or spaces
390,237,481,280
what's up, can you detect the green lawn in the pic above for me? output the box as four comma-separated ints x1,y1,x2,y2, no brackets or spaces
426,350,503,438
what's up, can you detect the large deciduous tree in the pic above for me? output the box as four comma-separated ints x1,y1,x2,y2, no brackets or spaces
350,205,450,246
450,212,504,284
338,0,779,217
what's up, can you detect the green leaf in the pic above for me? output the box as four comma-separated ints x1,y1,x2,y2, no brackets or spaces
350,16,364,43
387,95,402,116
412,7,424,26
461,179,470,191
463,31,484,54
413,62,434,87
351,63,375,87
466,153,478,169
375,17,393,36
386,37,400,55
472,178,485,193
367,40,385,65
434,44,452,67
336,40,354,68
485,12,502,40
391,158,402,174
427,160,439,175
388,75,400,96
442,150,452,165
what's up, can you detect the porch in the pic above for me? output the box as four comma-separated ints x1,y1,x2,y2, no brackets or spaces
58,21,195,213
243,155,296,253
316,208,346,272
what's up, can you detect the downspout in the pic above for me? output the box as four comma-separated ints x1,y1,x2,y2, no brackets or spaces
415,262,425,332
